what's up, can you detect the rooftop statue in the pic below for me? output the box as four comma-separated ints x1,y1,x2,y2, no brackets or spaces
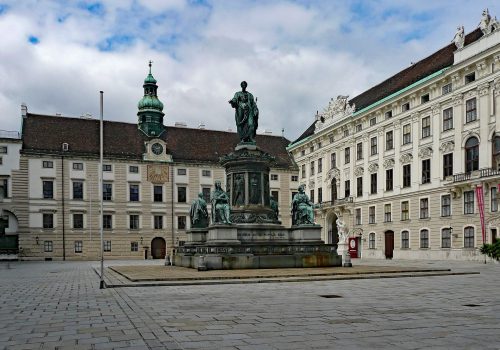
291,184,315,226
452,25,465,50
229,81,259,144
190,192,209,228
211,180,231,224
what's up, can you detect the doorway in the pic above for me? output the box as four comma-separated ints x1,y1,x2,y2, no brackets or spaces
151,237,166,259
327,213,339,246
384,231,394,259
492,228,498,244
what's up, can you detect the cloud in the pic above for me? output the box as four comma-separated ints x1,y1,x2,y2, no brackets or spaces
0,0,499,141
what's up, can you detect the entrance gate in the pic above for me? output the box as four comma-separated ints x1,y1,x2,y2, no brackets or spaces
151,237,166,259
384,231,394,259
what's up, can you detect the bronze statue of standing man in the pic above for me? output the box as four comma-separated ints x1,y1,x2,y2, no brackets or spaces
229,81,259,144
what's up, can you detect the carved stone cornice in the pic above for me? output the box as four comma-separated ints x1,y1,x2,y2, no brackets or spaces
476,60,487,72
478,82,490,97
393,120,401,129
308,179,315,188
377,128,384,136
411,113,420,122
439,140,455,153
418,146,433,159
399,153,413,165
383,158,395,169
368,163,379,173
431,103,441,116
452,93,463,106
354,166,364,177
465,89,478,99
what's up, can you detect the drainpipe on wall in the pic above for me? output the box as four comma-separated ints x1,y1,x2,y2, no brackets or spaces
61,154,66,261
171,165,175,263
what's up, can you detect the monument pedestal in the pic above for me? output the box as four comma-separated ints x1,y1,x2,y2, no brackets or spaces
206,225,240,245
337,242,352,267
185,228,208,246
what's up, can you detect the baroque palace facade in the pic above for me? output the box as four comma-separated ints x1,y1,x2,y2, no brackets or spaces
288,17,500,260
0,66,298,260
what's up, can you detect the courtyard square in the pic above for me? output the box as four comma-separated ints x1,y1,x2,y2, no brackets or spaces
0,259,498,350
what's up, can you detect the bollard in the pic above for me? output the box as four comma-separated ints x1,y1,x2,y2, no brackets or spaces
197,255,207,271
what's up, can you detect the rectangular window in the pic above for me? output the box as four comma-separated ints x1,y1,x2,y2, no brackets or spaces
344,147,350,164
129,215,139,230
355,208,361,225
74,241,83,253
202,187,211,202
421,116,431,138
442,83,452,95
73,213,83,229
301,165,306,178
43,180,53,199
129,165,139,173
177,186,187,203
369,206,375,224
402,124,411,145
317,158,322,173
465,72,475,84
401,102,410,112
464,227,474,248
443,107,453,131
370,137,377,155
401,201,409,221
129,184,139,202
420,230,429,248
443,153,453,178
271,190,279,203
43,213,53,229
386,169,393,191
131,242,139,252
442,228,451,248
1,179,7,198
356,177,363,197
356,124,362,132
441,195,451,217
386,131,394,150
154,185,163,202
0,157,2,166
72,162,83,170
103,214,112,230
370,117,377,126
103,183,112,201
385,110,393,119
331,153,336,168
202,169,211,177
177,168,187,175
466,98,477,123
492,187,498,212
44,241,53,252
403,164,411,188
310,146,314,153
344,180,350,198
356,143,363,160
401,231,409,248
421,94,430,104
0,146,7,154
369,233,375,249
420,198,429,219
343,129,349,138
104,240,111,252
384,204,392,222
42,160,53,168
301,150,305,157
154,215,163,229
291,175,298,182
318,187,322,203
178,216,186,230
422,159,431,184
310,189,315,203
310,161,315,176
464,190,474,214
73,181,83,200
270,174,278,181
370,173,377,194
103,164,112,172
329,135,334,143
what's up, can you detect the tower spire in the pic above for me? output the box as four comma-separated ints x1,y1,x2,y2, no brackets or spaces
137,61,165,137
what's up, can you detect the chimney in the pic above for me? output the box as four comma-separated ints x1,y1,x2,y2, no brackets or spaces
264,130,272,135
21,103,28,118
175,122,187,128
198,123,206,129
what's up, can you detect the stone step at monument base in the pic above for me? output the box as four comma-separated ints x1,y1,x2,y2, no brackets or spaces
174,243,341,270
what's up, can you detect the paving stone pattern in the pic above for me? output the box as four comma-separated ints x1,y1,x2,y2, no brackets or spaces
0,259,499,349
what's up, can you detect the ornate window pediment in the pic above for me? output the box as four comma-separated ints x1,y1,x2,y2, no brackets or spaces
354,166,364,177
418,147,433,159
314,95,356,133
368,163,379,173
399,153,413,164
383,158,395,169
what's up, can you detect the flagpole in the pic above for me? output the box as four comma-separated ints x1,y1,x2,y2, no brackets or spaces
99,91,105,289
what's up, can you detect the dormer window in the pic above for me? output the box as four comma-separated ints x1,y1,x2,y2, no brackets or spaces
465,72,475,84
420,94,430,104
401,102,410,112
343,129,349,137
355,124,362,132
385,110,393,119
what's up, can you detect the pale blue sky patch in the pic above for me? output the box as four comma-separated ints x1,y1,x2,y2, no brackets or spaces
78,1,104,16
97,34,134,51
0,3,8,15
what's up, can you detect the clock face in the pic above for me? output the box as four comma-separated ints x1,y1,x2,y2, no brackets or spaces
151,143,163,155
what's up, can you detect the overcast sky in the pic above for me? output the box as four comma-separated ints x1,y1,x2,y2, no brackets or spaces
0,0,499,141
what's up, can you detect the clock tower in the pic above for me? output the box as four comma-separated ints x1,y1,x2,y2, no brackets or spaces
137,61,165,137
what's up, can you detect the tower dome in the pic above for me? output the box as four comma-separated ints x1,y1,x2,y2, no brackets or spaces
137,61,165,137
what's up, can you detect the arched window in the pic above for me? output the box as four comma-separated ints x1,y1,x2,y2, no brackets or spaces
464,226,475,248
465,137,479,172
401,230,409,249
420,229,429,248
369,233,375,249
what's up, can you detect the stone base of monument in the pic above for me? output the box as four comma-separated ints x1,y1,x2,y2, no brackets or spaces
185,228,208,246
337,242,352,267
174,224,342,270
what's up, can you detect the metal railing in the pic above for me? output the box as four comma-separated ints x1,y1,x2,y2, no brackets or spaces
318,197,353,208
452,167,500,183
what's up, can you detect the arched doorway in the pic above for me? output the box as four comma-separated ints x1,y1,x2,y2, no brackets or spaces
326,212,339,245
384,230,394,259
151,237,166,259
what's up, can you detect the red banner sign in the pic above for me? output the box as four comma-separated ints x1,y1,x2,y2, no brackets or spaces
475,185,486,244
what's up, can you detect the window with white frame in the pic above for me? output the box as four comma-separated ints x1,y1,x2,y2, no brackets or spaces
402,124,411,144
355,208,361,225
310,161,315,175
42,160,53,168
72,162,84,171
421,116,431,138
464,227,474,248
401,231,409,248
422,159,431,184
370,117,377,126
465,98,477,123
464,190,474,214
369,206,375,224
420,229,429,248
370,137,377,155
154,215,163,229
384,204,392,222
385,110,393,119
443,107,453,131
103,214,112,229
104,240,111,252
442,83,452,95
330,153,336,168
44,240,53,252
177,168,187,175
401,201,409,221
103,164,112,172
420,198,429,219
441,195,451,217
356,177,363,197
129,215,139,230
356,142,363,160
441,228,451,248
270,174,278,181
131,242,139,252
74,240,83,253
369,233,375,249
73,213,83,229
318,158,322,173
129,165,139,173
491,187,498,212
202,169,211,177
43,213,53,229
386,131,394,150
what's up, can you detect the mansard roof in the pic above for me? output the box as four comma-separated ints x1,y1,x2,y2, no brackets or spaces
291,28,484,146
22,113,295,169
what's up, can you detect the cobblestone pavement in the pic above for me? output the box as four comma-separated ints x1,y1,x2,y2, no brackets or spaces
0,259,498,350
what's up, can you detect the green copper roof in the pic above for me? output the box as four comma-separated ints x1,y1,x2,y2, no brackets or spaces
143,60,157,84
138,95,164,111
